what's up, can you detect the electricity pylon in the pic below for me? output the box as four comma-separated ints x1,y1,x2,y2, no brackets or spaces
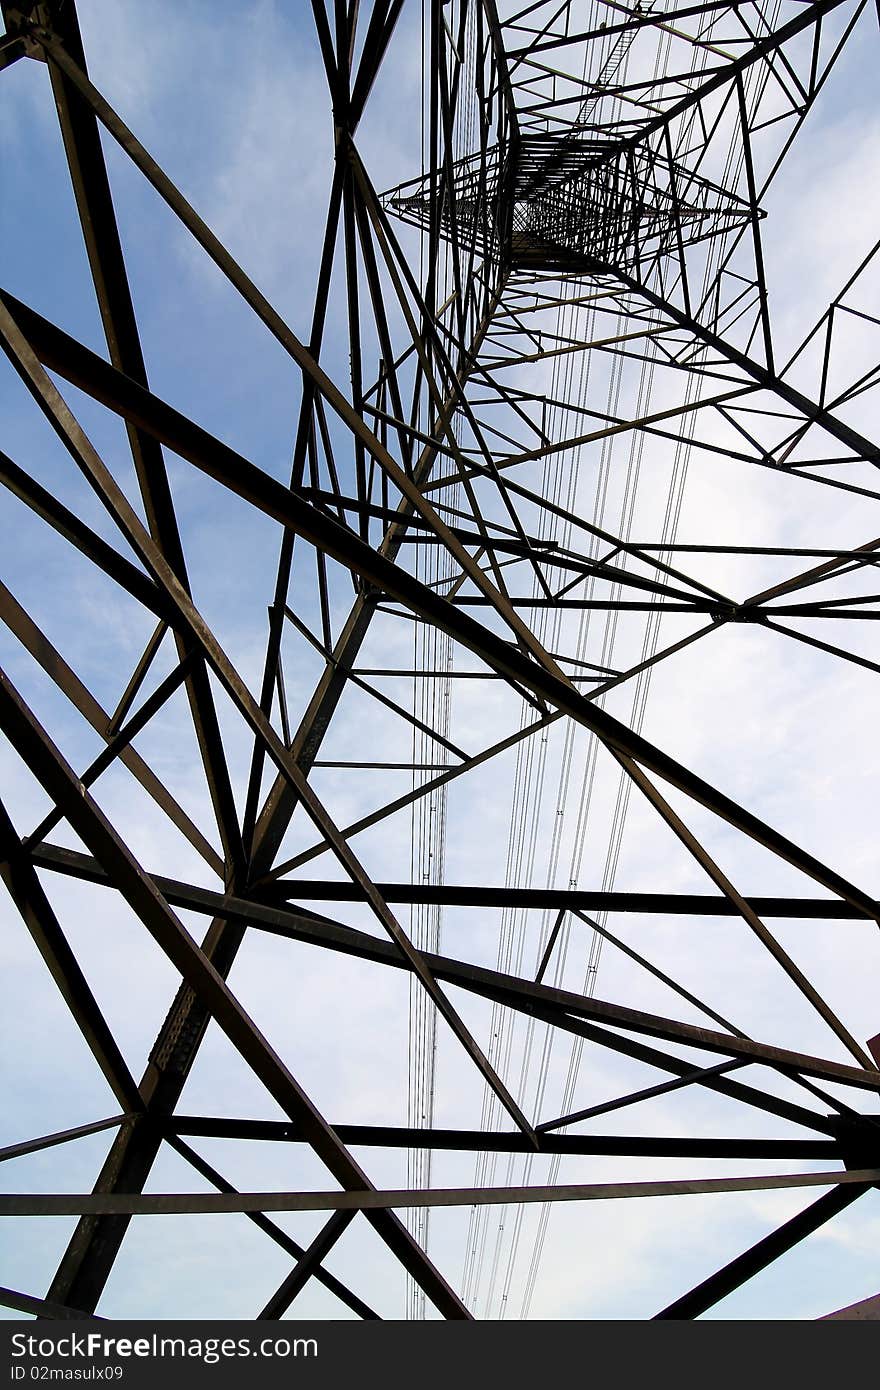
1,0,879,1321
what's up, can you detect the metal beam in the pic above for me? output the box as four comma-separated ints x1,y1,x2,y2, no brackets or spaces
655,1183,872,1319
4,1169,878,1216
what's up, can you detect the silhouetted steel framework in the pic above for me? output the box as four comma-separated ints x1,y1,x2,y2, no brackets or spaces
1,0,880,1321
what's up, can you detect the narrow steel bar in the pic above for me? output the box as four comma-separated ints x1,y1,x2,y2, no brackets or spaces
0,577,221,875
0,448,172,622
0,1287,105,1321
106,620,167,737
607,749,876,1069
537,1060,749,1133
0,798,142,1114
263,882,875,917
0,1117,128,1166
258,1210,355,1319
3,1169,877,1216
167,1136,379,1320
23,652,196,851
654,1183,872,1319
170,1117,841,1161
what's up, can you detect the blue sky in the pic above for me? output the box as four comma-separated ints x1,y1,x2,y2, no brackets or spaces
3,0,880,1321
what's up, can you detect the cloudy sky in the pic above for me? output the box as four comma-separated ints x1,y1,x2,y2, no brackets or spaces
2,0,880,1322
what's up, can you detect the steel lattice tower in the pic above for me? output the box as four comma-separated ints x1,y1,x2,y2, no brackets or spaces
2,0,880,1321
